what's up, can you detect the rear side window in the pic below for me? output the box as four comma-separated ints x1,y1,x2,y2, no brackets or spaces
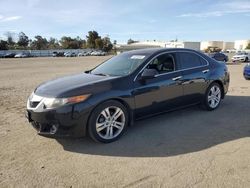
179,52,207,69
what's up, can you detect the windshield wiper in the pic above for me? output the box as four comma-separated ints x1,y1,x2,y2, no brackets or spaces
92,73,110,76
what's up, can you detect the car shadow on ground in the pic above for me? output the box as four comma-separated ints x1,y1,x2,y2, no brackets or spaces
56,95,250,157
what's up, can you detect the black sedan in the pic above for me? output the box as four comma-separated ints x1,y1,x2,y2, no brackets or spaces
3,53,16,58
26,48,230,143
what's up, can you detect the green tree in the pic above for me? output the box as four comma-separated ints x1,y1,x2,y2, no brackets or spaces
75,36,86,49
0,40,8,50
102,37,113,52
81,39,87,49
17,32,29,48
30,36,48,50
95,38,104,49
246,43,250,50
60,36,85,49
86,31,100,48
60,36,73,49
48,37,60,49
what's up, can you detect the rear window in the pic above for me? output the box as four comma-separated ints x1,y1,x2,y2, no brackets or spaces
179,52,207,69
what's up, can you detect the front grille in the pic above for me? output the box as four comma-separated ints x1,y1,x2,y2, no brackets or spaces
30,101,40,108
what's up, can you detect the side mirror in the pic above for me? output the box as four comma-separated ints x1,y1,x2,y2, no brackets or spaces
140,68,158,80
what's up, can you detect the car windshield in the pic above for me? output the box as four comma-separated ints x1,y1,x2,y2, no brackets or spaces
236,52,247,55
91,53,149,76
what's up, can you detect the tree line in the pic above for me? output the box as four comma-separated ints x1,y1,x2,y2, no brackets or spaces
0,31,114,52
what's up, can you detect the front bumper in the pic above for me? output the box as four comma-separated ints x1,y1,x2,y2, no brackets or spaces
26,102,92,137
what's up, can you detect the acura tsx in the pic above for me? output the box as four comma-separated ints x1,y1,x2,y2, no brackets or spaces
26,48,230,143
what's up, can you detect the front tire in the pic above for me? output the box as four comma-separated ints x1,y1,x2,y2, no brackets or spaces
88,100,128,143
245,57,249,62
203,83,222,111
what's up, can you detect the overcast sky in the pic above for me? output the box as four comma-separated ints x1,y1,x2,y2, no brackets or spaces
0,0,250,43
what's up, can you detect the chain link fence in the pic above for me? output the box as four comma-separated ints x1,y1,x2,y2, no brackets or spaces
0,49,93,57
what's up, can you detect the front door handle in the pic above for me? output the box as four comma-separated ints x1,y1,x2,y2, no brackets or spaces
202,69,210,74
172,76,182,81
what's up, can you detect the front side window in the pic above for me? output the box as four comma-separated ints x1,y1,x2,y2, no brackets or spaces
179,52,207,69
146,53,176,74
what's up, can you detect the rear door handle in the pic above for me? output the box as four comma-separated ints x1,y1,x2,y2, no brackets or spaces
202,69,210,74
172,76,182,81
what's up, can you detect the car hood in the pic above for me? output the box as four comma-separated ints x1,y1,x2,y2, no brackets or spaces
34,73,117,98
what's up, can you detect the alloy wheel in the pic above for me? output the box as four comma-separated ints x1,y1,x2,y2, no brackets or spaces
208,85,221,108
96,106,125,140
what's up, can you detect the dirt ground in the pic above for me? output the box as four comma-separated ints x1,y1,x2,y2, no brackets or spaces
0,56,249,188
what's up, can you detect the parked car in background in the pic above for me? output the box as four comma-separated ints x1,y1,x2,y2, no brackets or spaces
91,51,106,56
207,52,228,62
226,49,236,53
243,63,250,80
26,48,230,143
232,52,250,62
52,52,57,57
3,53,16,58
90,51,99,56
100,51,106,56
52,52,65,57
64,52,77,57
15,52,28,58
77,52,84,57
78,52,90,56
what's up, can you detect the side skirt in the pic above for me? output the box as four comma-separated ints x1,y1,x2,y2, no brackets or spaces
134,102,201,121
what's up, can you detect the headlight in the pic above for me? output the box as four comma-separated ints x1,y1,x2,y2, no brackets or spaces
43,94,91,109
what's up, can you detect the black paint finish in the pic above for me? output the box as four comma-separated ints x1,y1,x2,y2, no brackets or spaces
27,48,230,137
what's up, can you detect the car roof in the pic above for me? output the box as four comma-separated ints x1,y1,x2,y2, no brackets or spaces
123,48,200,56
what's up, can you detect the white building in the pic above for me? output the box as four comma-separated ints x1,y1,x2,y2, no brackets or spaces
117,39,249,52
138,41,200,50
223,42,235,50
234,40,250,50
117,40,201,52
200,41,235,51
200,41,224,51
182,42,201,50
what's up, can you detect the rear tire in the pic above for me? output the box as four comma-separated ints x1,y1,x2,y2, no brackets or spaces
245,57,249,62
88,100,128,143
202,83,222,111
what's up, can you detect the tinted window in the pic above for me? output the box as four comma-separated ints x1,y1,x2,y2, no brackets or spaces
179,52,207,69
147,53,176,74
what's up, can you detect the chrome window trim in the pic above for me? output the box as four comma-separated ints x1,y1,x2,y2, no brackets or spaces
133,50,209,81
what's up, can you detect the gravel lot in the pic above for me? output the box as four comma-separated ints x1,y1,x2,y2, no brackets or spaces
0,56,249,188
